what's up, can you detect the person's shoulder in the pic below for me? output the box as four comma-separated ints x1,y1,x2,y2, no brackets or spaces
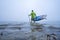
33,12,35,13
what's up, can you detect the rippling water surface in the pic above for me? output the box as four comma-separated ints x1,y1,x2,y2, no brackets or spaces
0,21,60,40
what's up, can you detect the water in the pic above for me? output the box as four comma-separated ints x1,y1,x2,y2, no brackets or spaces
0,21,60,40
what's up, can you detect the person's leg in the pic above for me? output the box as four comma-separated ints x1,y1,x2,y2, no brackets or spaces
31,18,33,23
31,18,36,23
32,18,35,23
34,21,35,23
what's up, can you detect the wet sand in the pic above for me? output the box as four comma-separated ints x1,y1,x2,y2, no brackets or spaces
0,22,60,40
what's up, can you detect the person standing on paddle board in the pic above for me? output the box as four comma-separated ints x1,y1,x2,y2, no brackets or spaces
29,10,36,23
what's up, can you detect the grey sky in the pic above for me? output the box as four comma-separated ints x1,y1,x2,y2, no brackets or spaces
0,0,60,22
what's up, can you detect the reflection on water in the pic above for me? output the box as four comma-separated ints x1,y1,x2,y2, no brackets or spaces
0,22,60,40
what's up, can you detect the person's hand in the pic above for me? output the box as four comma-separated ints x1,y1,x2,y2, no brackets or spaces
28,15,30,16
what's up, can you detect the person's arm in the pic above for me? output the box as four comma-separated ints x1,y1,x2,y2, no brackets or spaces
29,13,31,16
34,13,36,16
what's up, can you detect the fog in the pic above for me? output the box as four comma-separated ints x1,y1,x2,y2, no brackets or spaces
0,0,60,22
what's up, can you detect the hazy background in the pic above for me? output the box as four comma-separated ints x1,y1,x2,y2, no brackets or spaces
0,0,60,22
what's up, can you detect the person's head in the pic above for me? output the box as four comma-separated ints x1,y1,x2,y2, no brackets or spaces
32,10,34,12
